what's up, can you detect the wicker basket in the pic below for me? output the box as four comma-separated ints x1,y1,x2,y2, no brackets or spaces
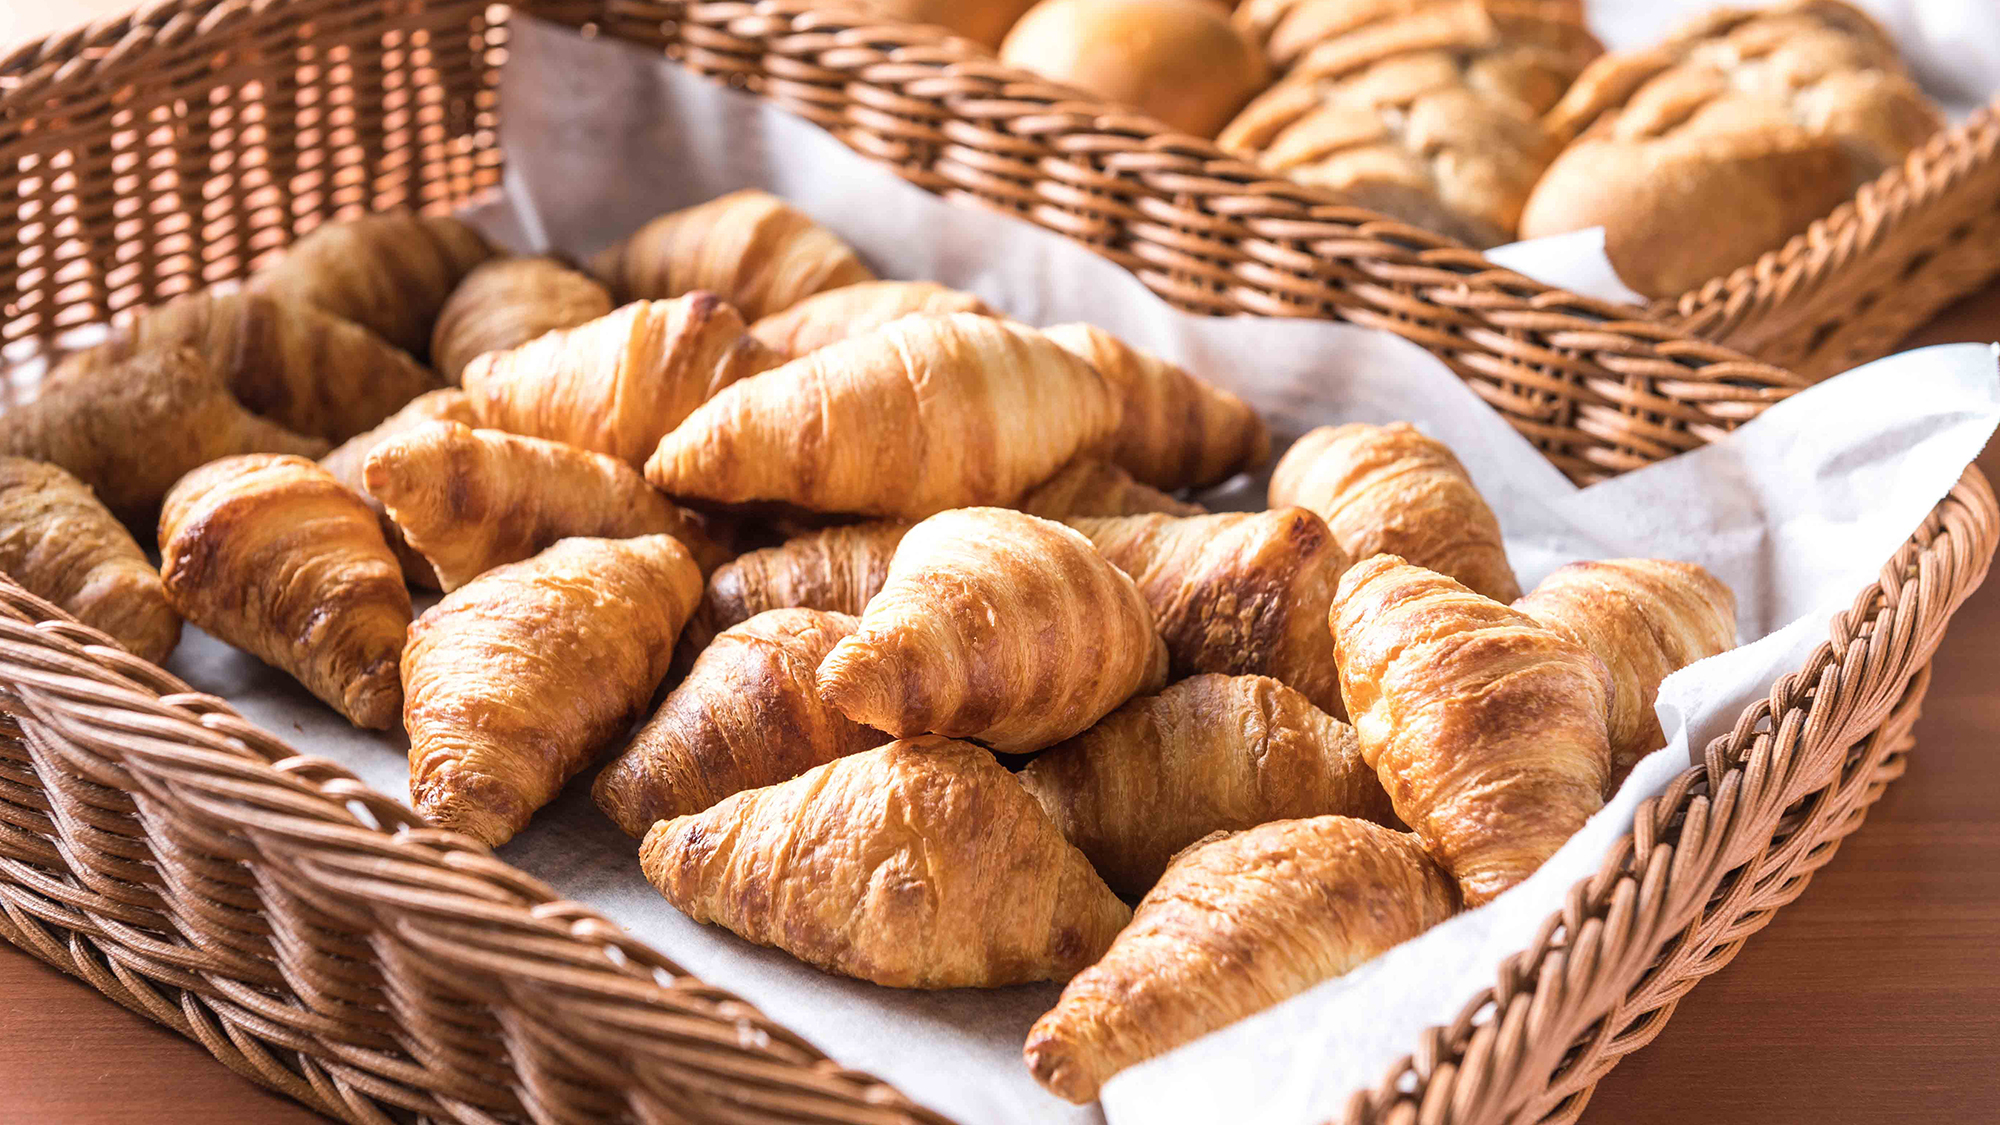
0,3,1993,1123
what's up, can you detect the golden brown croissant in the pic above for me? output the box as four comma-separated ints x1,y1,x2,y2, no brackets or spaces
1515,559,1736,790
402,534,701,845
363,421,727,591
1015,457,1207,519
1270,421,1519,602
595,608,881,835
818,507,1167,753
641,736,1131,988
88,290,439,443
430,257,615,384
1070,508,1350,715
462,294,783,466
680,519,912,660
1041,323,1269,491
319,388,478,587
158,455,410,728
748,279,995,358
248,213,498,356
649,314,1120,519
0,456,181,664
1331,554,1609,905
1019,674,1396,897
1024,815,1458,1102
1,346,328,526
591,190,874,319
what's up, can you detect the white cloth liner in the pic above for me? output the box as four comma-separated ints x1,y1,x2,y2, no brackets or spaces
154,19,2000,1125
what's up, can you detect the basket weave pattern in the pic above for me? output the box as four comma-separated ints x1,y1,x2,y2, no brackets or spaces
1,4,1996,1124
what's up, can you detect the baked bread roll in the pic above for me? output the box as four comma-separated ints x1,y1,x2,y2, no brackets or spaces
248,213,498,357
0,457,181,664
430,257,614,384
1220,0,1601,247
1000,0,1270,138
1331,554,1608,905
1521,0,1942,297
319,388,478,588
818,0,1041,49
1234,0,1584,70
591,190,873,319
641,737,1132,988
1024,816,1458,1102
1016,458,1206,520
748,280,994,358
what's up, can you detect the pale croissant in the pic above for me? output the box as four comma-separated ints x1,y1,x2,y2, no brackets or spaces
648,314,1120,519
1270,422,1520,602
402,535,701,846
1332,554,1609,905
364,421,727,590
1515,559,1736,790
680,520,912,660
1024,816,1458,1102
1042,322,1269,491
1019,674,1395,896
819,508,1166,753
320,388,478,587
0,457,181,664
431,256,614,383
592,189,874,319
462,294,782,466
248,212,498,356
749,279,994,357
595,608,881,834
158,455,410,728
1070,508,1349,715
1016,457,1206,520
641,736,1131,988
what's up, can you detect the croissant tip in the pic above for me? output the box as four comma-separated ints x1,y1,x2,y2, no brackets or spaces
1023,1032,1100,1105
341,671,403,731
590,762,652,839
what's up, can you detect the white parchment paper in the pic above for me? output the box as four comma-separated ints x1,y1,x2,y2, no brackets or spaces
156,20,2000,1125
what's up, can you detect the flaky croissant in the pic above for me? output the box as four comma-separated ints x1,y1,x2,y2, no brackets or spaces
402,535,701,846
1041,323,1269,491
1,346,327,526
364,421,727,591
1019,674,1395,897
648,314,1120,519
1016,457,1206,519
641,736,1131,988
595,608,880,835
462,294,782,466
1270,422,1520,602
248,212,498,356
90,290,439,443
319,388,478,587
817,508,1167,753
748,279,994,357
1332,554,1609,905
1070,508,1349,715
591,190,874,319
1516,559,1736,790
0,457,180,664
680,520,912,660
431,257,615,384
1024,816,1458,1102
158,455,410,728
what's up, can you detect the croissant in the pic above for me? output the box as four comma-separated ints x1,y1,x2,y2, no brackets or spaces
1070,508,1349,715
818,508,1167,753
430,257,615,384
1015,457,1206,519
1331,554,1609,905
462,294,783,466
248,212,498,356
649,314,1120,519
0,457,181,664
748,279,994,358
595,608,881,834
680,520,911,660
1270,421,1520,602
319,388,478,587
364,421,728,591
1,346,327,526
1515,559,1736,790
591,190,874,319
1041,323,1269,491
158,455,411,728
1019,675,1395,897
641,736,1132,988
1024,816,1458,1102
90,290,439,442
403,535,701,845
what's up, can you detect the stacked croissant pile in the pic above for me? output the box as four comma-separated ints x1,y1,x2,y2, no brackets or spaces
0,188,1742,1102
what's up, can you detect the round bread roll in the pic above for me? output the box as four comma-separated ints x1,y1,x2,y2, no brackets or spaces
1001,0,1270,138
831,0,1041,48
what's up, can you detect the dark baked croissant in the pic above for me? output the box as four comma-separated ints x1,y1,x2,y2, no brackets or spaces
641,736,1132,988
679,520,912,661
248,212,498,356
431,256,614,384
748,279,994,357
591,189,874,319
1015,457,1206,520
